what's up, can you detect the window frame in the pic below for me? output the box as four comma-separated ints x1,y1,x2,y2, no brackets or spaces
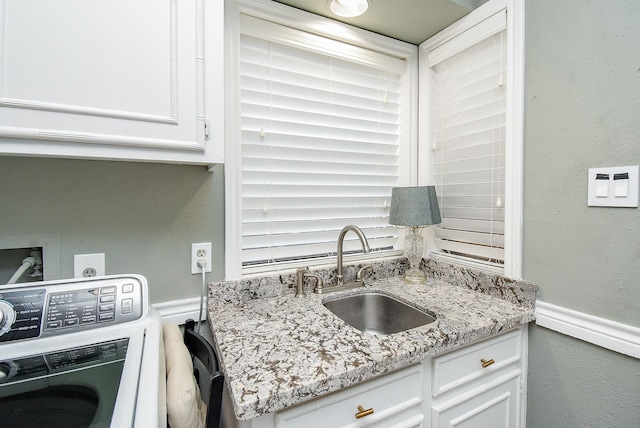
224,0,419,280
418,0,524,279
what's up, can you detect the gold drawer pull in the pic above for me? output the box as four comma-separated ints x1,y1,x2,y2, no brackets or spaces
355,405,374,419
481,358,495,368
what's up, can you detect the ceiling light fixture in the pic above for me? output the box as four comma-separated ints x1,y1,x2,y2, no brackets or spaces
328,0,370,18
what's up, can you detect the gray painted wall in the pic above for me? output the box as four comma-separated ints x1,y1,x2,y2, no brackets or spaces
523,1,640,426
0,157,225,303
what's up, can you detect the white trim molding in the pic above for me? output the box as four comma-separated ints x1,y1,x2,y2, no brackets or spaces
152,297,205,325
0,126,204,151
536,301,640,359
0,98,179,124
503,0,525,280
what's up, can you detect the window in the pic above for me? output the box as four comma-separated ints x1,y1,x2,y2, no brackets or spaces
225,0,416,278
420,0,524,278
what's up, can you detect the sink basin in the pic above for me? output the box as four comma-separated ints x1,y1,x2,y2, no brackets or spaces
323,292,436,335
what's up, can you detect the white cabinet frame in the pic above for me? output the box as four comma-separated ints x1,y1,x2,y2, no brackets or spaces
0,0,224,166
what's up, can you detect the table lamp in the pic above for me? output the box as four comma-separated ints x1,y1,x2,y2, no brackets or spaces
389,186,442,284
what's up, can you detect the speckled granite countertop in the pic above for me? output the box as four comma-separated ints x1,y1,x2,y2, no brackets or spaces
207,260,536,421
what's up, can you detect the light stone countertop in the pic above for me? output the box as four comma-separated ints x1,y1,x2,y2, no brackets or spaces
207,274,536,421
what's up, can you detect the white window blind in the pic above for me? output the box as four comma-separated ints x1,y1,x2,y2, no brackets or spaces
428,12,507,269
239,16,406,269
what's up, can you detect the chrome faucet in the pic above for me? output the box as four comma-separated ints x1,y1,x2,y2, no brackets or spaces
336,225,371,285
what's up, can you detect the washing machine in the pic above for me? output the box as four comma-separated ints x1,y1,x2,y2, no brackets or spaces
0,274,166,428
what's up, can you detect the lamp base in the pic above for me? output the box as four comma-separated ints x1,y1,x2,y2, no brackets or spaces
403,267,427,284
403,226,427,284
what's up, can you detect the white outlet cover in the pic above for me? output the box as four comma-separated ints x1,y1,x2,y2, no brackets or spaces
191,242,212,274
74,253,105,278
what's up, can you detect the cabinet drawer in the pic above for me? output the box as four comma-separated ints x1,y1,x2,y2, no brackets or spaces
275,364,423,428
432,329,521,396
431,369,521,428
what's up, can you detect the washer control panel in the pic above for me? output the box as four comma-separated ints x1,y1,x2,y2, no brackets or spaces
0,275,145,343
0,338,129,385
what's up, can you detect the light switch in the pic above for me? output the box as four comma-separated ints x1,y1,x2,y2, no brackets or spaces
588,166,639,207
595,173,609,197
614,173,629,197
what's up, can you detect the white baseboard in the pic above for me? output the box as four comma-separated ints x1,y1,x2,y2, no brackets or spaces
152,297,205,325
535,301,640,359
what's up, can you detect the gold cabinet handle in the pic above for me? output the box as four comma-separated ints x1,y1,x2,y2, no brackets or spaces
355,405,374,419
481,358,495,368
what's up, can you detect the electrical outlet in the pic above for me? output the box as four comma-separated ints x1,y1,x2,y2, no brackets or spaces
191,242,212,274
74,253,105,278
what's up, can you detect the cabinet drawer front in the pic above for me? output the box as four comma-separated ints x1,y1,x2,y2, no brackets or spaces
386,414,424,428
432,329,521,396
431,369,521,428
275,365,423,428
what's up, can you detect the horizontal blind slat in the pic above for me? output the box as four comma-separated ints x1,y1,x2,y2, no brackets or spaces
441,218,505,234
433,238,504,262
435,227,504,248
243,225,397,246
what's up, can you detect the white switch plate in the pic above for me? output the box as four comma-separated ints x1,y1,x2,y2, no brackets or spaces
588,165,639,207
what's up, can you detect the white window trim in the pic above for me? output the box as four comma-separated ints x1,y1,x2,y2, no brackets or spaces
224,0,418,280
418,0,524,279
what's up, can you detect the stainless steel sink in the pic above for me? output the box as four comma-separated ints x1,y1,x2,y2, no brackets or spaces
323,292,436,335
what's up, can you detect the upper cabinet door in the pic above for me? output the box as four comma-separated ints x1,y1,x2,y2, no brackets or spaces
0,0,224,166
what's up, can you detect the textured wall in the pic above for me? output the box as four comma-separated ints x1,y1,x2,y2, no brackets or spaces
524,0,640,325
527,327,639,428
0,157,225,303
523,0,640,426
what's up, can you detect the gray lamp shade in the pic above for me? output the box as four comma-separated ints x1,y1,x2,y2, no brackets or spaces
389,186,442,227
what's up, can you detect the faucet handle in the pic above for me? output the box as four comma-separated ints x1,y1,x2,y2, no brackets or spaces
301,271,323,294
356,265,372,283
292,267,324,297
291,267,308,297
307,274,324,294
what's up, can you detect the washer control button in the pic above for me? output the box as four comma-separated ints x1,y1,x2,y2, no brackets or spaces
0,361,18,382
101,286,116,295
99,312,115,322
64,318,80,327
121,298,133,314
122,283,134,293
99,303,115,312
0,301,16,337
99,295,115,303
47,320,63,329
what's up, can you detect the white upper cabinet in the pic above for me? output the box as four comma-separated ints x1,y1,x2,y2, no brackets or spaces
0,0,224,166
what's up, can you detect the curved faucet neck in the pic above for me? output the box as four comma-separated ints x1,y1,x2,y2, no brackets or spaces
336,225,371,285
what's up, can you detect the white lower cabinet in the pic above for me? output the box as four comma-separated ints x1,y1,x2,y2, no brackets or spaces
234,326,528,428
